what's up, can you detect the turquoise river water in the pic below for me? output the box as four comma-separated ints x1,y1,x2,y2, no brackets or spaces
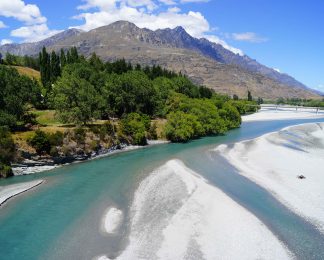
0,118,324,259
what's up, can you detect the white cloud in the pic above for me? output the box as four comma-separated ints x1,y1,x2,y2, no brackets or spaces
204,35,243,55
0,0,61,42
159,0,177,5
231,32,268,43
180,0,209,3
73,0,243,55
0,39,13,45
168,6,181,13
0,21,7,28
273,68,281,73
0,0,46,25
11,24,62,42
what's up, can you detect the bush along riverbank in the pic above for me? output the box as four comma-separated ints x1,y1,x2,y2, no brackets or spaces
0,48,259,178
9,116,165,176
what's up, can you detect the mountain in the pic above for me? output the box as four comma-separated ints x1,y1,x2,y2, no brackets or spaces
0,28,83,56
0,21,319,99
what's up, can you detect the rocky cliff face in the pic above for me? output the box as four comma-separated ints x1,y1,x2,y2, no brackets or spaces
0,21,319,99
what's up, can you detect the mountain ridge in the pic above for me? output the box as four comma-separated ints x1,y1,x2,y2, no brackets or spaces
0,21,320,99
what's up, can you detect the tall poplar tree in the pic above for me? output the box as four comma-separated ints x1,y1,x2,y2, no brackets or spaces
60,49,66,67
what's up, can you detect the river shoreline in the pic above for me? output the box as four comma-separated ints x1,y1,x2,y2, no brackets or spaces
11,140,169,176
0,180,44,206
215,122,324,233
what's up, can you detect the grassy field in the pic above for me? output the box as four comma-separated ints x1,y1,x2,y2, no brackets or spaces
12,66,41,81
32,110,61,126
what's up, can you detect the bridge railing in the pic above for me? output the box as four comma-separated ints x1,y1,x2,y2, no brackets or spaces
255,104,324,114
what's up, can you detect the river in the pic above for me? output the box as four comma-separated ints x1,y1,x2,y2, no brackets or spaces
0,118,324,259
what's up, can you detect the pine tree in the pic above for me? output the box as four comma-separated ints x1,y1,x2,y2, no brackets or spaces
39,47,51,89
66,50,71,64
70,47,79,63
60,49,66,67
50,51,61,82
248,90,253,101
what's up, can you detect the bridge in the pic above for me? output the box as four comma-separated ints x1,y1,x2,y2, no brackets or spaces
247,104,324,114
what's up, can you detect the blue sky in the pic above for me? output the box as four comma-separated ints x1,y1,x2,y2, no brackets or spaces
0,0,323,92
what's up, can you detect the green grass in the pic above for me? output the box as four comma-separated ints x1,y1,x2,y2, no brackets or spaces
11,66,41,81
32,110,62,126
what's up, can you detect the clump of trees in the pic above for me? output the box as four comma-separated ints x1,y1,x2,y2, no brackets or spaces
163,93,240,142
0,52,40,70
28,130,64,155
274,97,324,108
0,65,42,128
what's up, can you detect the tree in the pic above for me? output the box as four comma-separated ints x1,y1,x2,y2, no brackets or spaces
28,130,51,154
53,66,102,125
247,90,253,101
39,47,51,89
233,94,239,100
50,51,61,82
120,113,147,145
89,53,104,71
103,71,157,117
70,47,79,63
165,93,228,136
0,127,16,165
199,86,213,99
60,49,67,67
220,102,241,129
0,126,15,178
164,111,203,142
0,65,42,127
5,52,18,65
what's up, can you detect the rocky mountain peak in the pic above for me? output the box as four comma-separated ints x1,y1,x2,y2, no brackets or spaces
93,20,140,33
0,20,319,98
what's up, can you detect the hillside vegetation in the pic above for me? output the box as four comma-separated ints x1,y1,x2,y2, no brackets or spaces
0,47,258,178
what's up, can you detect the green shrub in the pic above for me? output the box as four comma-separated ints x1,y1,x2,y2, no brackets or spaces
0,126,16,164
221,103,242,129
48,131,64,146
28,130,51,154
0,164,13,178
120,113,147,145
0,111,17,129
164,111,203,142
21,113,37,125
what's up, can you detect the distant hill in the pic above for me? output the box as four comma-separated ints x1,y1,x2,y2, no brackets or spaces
0,21,320,99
